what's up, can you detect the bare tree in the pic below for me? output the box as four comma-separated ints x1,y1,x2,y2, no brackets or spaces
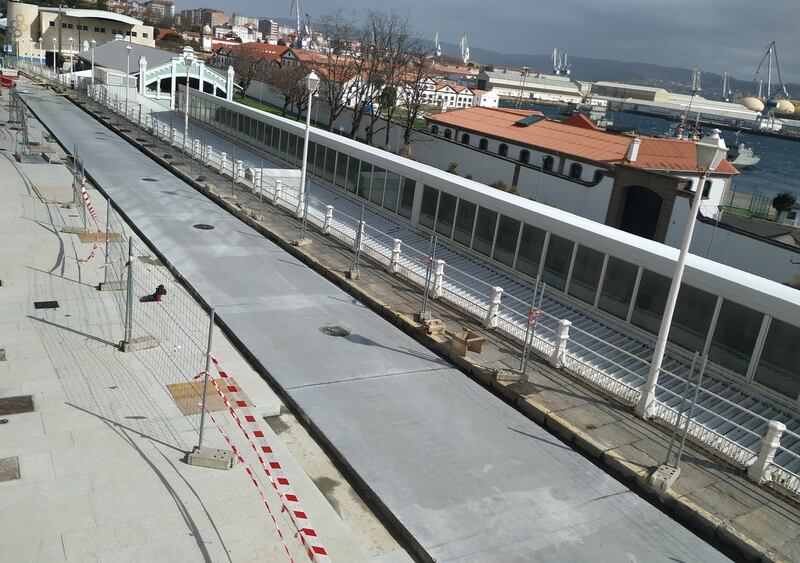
316,12,358,131
230,44,268,94
377,13,416,148
398,48,435,151
347,12,390,140
262,65,309,119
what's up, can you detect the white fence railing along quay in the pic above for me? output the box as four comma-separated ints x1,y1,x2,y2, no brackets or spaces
27,66,798,497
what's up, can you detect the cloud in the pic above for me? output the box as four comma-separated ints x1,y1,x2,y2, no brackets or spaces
175,0,799,83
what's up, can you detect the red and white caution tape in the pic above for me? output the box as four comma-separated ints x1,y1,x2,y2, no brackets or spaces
199,357,329,561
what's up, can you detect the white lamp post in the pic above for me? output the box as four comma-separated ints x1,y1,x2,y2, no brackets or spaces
635,129,728,418
38,37,43,63
125,44,132,115
90,39,96,86
181,46,195,156
52,37,57,80
68,37,74,86
295,70,319,246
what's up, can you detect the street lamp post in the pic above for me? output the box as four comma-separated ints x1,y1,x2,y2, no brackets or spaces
125,44,132,115
52,37,57,81
90,39,96,86
181,46,195,157
68,37,74,86
635,129,728,419
294,70,319,247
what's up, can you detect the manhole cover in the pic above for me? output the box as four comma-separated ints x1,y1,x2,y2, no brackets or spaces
33,300,59,309
142,178,158,182
0,457,20,483
320,325,351,337
0,395,34,416
193,224,215,230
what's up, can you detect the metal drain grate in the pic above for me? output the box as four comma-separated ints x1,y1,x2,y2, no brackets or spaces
319,325,351,337
33,300,59,310
0,395,34,416
0,457,20,483
193,224,215,230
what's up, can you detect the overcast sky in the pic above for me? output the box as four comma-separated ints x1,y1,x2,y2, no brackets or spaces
176,0,799,83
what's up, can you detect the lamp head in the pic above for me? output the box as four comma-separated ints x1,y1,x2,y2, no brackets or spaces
126,44,132,54
91,39,96,47
695,128,728,172
306,70,319,93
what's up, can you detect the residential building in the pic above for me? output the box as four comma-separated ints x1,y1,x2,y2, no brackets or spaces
232,13,259,27
415,78,499,110
258,18,279,43
199,8,228,29
215,43,289,68
142,0,174,21
477,68,583,104
6,1,155,64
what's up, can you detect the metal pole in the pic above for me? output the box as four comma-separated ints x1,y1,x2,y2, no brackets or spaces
123,236,134,346
231,144,236,195
351,205,365,273
81,157,87,230
674,355,709,468
664,352,698,466
197,308,215,449
103,198,111,285
298,87,314,242
520,277,540,372
420,235,437,318
259,158,264,208
636,168,709,418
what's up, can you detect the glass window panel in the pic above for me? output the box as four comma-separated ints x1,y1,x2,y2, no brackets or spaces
279,130,288,157
541,235,574,291
669,284,716,352
453,200,477,246
313,143,325,176
346,157,359,193
435,192,457,238
324,147,336,182
357,162,373,199
335,153,348,188
270,127,279,153
632,270,670,334
257,121,265,143
472,207,498,257
369,166,386,205
598,257,638,319
419,185,439,229
709,301,762,376
493,215,521,267
398,178,415,219
568,246,604,304
287,134,299,166
755,319,800,399
516,224,546,278
383,172,402,213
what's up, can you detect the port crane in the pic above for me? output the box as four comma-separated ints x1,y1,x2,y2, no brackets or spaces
289,0,314,49
755,41,789,100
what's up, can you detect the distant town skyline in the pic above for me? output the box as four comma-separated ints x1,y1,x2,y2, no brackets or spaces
173,0,799,84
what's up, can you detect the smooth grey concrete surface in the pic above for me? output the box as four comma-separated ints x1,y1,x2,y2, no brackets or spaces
20,84,732,562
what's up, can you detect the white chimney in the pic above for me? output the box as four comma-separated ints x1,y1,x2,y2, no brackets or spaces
626,137,641,162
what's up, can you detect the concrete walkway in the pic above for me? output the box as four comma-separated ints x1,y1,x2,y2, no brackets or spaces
0,104,404,562
16,81,735,560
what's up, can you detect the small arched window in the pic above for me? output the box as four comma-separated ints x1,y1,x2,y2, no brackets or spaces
498,143,508,157
431,125,439,135
461,133,471,144
519,149,530,164
479,138,489,150
444,128,452,139
593,169,604,184
569,162,583,180
702,180,712,199
542,155,555,171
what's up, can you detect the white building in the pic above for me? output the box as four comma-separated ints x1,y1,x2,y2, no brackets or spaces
232,13,259,27
4,1,155,64
213,24,260,44
477,69,583,104
413,77,499,110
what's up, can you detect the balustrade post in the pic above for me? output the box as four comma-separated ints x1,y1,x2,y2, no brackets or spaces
390,239,402,273
219,152,228,174
204,144,213,166
748,421,786,484
323,205,334,235
483,286,503,329
273,180,282,205
433,259,445,299
548,319,572,369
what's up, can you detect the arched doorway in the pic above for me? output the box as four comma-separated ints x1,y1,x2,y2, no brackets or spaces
619,185,663,240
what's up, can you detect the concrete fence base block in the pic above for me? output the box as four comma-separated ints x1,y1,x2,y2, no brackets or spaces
119,336,159,353
292,237,313,248
98,280,125,292
346,268,360,280
186,446,235,470
422,318,445,335
650,464,681,492
248,211,264,221
493,369,525,383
